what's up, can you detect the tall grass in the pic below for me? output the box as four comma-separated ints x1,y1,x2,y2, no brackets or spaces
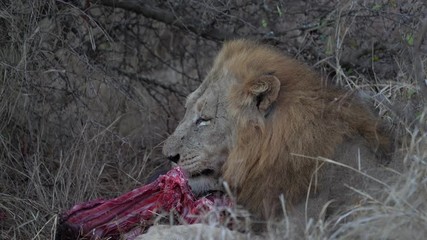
0,1,165,239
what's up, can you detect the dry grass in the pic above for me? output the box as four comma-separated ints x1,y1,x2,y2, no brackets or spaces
0,0,426,239
314,128,427,240
0,1,167,239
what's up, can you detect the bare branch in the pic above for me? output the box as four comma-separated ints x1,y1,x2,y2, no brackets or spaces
95,0,233,41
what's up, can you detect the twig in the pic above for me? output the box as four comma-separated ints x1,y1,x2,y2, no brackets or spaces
95,0,233,41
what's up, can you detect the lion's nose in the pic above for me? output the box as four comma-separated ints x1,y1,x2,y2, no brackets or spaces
168,154,180,163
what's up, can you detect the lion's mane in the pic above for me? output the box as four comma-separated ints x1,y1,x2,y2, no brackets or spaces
220,40,390,219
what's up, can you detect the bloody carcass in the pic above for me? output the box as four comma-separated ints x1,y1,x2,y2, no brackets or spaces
56,167,230,240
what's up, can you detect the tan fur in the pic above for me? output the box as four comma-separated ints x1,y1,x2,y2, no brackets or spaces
221,40,390,220
163,39,391,225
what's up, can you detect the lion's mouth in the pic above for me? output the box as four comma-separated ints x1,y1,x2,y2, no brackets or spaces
187,169,222,197
191,169,215,178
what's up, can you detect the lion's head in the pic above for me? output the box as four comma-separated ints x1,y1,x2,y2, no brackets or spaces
162,53,236,195
163,40,390,220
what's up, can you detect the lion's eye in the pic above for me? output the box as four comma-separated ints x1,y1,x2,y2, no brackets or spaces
195,117,211,127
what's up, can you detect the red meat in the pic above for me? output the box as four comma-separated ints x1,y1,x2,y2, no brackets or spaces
56,167,230,240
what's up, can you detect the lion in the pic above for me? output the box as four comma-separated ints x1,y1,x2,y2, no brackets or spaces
162,39,392,229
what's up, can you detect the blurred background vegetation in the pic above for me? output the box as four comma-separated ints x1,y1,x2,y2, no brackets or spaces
0,0,426,239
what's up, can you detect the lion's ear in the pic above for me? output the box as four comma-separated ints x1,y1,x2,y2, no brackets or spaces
248,75,281,116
